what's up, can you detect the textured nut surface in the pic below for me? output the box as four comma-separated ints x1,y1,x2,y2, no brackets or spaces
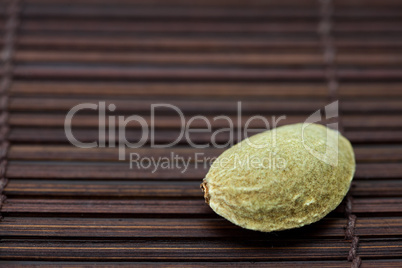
201,123,355,232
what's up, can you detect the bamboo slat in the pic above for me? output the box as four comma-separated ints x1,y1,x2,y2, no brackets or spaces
7,128,402,144
3,197,402,216
0,239,352,261
0,217,347,238
0,216,401,238
0,261,359,268
4,179,402,198
7,145,402,162
3,162,402,180
7,114,402,129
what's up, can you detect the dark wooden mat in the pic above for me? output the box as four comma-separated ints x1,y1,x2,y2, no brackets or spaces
1,0,402,267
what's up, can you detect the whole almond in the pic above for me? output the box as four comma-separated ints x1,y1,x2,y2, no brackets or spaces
201,123,355,232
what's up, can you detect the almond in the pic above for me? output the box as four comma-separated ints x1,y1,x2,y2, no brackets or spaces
201,123,355,232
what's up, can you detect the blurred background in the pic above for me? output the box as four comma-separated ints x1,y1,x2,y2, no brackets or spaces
1,0,402,265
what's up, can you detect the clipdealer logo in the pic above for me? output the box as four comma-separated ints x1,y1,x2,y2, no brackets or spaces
302,100,339,166
64,101,339,171
64,102,286,160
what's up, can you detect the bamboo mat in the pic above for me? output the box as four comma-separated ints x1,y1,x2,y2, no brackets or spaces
1,0,402,267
